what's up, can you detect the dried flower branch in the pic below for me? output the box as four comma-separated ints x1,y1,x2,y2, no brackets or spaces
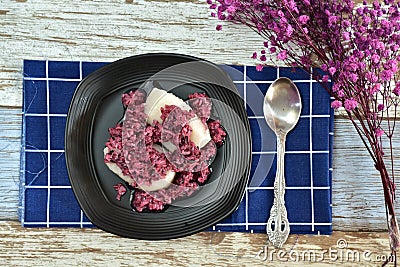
209,0,400,258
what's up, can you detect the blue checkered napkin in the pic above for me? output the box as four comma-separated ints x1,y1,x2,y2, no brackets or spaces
19,60,333,234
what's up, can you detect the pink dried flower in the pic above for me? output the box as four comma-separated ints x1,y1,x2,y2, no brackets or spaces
378,104,385,111
285,24,293,37
342,32,350,40
256,64,264,71
331,100,342,109
371,54,380,64
344,98,357,111
216,24,222,31
349,73,358,83
328,67,336,75
366,72,378,83
277,50,287,60
227,5,236,13
332,84,340,92
328,15,338,26
298,15,310,24
391,44,399,52
380,70,393,81
393,82,400,96
369,84,381,95
363,15,372,25
375,128,384,137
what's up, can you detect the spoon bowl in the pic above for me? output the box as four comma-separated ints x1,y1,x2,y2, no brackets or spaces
264,77,302,248
264,77,302,134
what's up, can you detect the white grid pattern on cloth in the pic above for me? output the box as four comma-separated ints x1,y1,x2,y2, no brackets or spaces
21,60,91,228
20,60,333,232
309,69,315,232
46,60,51,228
213,66,333,233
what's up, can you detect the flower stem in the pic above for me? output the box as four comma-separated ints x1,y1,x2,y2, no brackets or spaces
376,154,400,252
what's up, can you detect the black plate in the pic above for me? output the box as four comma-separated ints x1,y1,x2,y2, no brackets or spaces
65,53,251,240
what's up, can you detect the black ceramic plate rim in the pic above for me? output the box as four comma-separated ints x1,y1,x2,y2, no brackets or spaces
65,53,252,240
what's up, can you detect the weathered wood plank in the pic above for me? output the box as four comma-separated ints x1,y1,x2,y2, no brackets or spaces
0,107,21,221
0,221,394,266
0,0,259,107
332,118,400,231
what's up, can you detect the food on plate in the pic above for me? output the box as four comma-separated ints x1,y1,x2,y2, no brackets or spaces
113,183,127,201
104,88,226,212
145,88,211,148
104,144,176,192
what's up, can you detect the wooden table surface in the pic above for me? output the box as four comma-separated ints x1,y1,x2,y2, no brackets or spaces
1,0,399,266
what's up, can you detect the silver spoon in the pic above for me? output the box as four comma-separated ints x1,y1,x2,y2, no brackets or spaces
263,77,302,248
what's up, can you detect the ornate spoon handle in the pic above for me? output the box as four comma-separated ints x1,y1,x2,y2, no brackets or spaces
266,133,290,248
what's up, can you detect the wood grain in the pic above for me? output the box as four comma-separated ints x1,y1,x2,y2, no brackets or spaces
0,108,21,221
0,221,394,267
0,0,259,107
332,118,400,231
